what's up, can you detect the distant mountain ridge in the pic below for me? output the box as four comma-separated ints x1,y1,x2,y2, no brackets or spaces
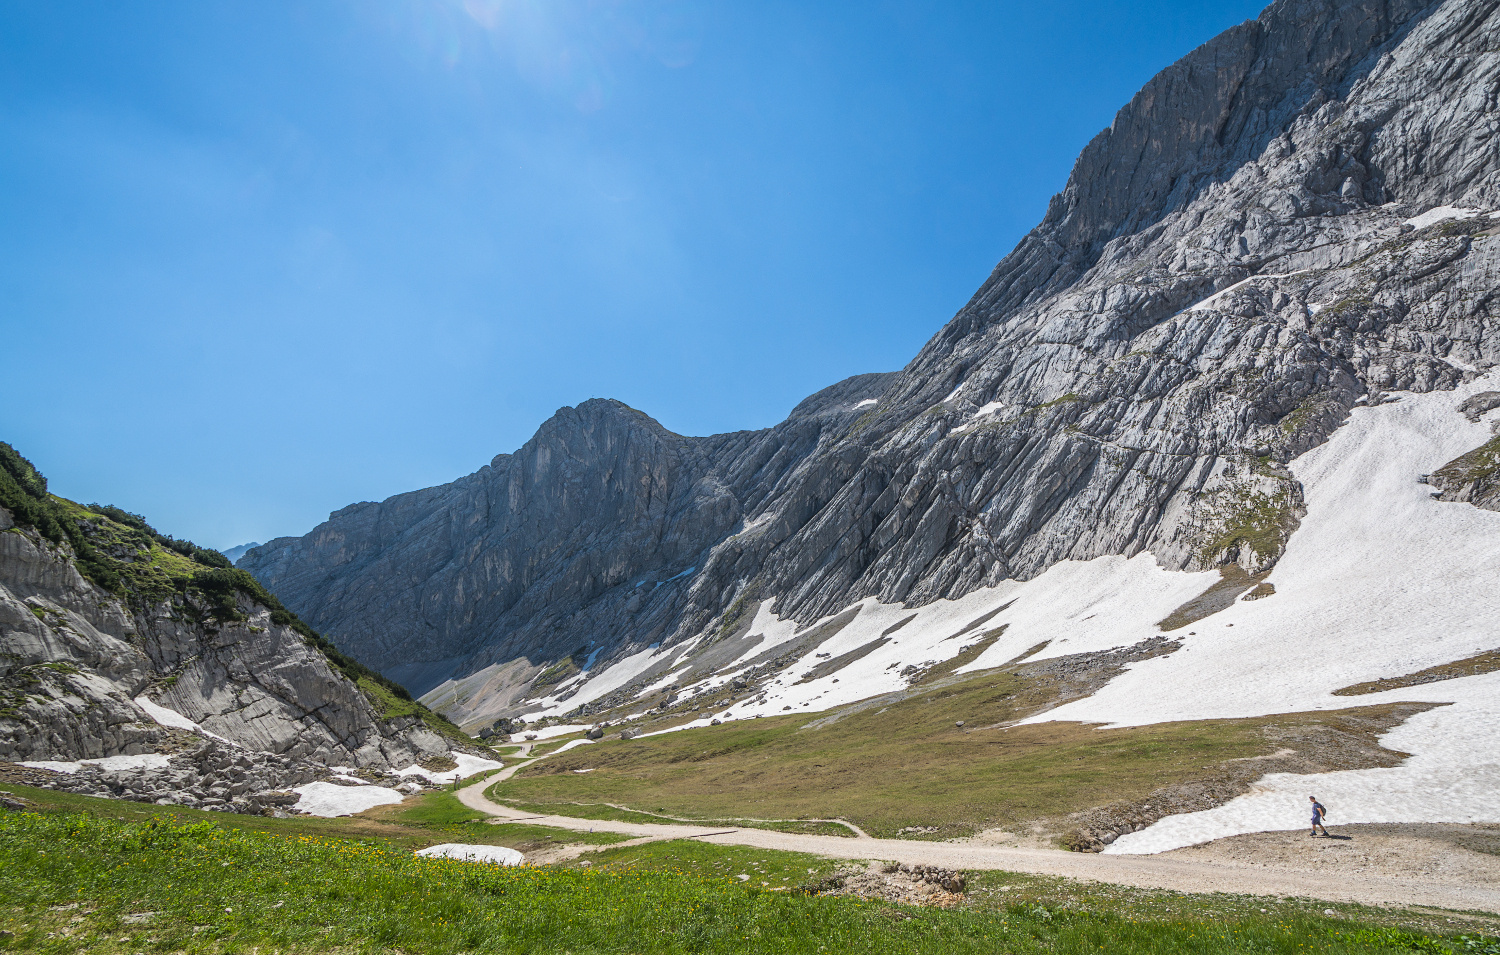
240,0,1500,727
222,541,261,564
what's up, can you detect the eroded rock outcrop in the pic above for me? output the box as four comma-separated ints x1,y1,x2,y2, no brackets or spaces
0,517,449,768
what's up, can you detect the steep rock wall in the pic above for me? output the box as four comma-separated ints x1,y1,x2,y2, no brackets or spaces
241,0,1500,715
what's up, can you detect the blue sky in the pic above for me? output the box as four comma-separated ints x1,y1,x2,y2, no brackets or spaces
1,0,1265,550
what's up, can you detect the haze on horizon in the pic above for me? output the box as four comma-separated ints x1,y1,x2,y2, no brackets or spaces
1,0,1263,550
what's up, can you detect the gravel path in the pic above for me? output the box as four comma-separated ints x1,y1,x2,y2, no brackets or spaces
460,764,1500,913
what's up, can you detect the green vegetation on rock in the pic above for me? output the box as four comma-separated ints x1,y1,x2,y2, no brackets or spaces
0,438,460,743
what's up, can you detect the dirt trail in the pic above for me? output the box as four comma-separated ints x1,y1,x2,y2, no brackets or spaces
459,766,1500,913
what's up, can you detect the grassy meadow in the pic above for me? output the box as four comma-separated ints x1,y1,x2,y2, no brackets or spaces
2,804,1496,954
492,667,1416,840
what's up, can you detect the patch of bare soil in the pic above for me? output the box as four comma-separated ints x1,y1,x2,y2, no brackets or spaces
1165,823,1500,888
811,862,967,908
1058,703,1439,852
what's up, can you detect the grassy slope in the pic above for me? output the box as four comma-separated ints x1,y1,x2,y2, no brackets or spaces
0,781,627,855
493,668,1417,840
2,804,1493,955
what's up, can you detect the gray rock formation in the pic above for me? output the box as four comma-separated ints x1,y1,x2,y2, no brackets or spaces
241,0,1500,721
221,542,261,564
0,508,451,772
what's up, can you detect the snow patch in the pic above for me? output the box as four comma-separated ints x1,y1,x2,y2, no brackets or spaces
416,843,524,866
19,754,173,775
1403,205,1483,230
1186,273,1294,313
949,400,1009,436
519,723,593,741
396,753,504,784
134,696,235,744
292,781,405,817
852,398,878,410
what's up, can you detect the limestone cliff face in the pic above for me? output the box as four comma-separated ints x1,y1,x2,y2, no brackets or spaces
242,0,1500,714
0,508,448,767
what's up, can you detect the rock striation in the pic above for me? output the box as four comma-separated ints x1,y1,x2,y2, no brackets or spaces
0,439,470,812
0,514,448,769
241,0,1500,722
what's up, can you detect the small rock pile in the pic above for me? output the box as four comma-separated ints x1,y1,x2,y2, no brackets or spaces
0,790,32,811
812,862,966,908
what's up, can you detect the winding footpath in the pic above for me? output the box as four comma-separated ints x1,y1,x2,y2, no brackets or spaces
459,750,1500,914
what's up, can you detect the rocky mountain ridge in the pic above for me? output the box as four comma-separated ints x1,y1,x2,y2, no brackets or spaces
241,0,1500,728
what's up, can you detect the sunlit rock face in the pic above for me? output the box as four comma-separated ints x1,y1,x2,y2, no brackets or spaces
241,0,1500,715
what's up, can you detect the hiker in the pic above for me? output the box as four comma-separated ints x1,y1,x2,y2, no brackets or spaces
1309,796,1329,836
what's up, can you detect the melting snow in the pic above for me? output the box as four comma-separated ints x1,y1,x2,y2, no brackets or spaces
852,398,878,409
1186,273,1294,312
134,696,235,744
19,754,173,774
396,753,504,784
1108,675,1500,853
292,781,405,817
416,843,524,866
1403,205,1484,230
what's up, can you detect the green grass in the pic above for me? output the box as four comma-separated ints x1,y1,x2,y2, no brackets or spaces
490,667,1418,840
1194,479,1298,565
356,678,472,746
569,838,844,886
3,809,1491,954
486,794,861,838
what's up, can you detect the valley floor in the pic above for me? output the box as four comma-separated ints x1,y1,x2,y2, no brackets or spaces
2,782,1497,955
459,755,1500,915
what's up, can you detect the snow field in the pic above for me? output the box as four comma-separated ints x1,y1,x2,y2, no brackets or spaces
508,372,1500,852
1403,205,1486,230
1108,673,1500,853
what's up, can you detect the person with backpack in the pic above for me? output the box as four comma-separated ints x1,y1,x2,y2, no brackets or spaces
1309,796,1329,836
